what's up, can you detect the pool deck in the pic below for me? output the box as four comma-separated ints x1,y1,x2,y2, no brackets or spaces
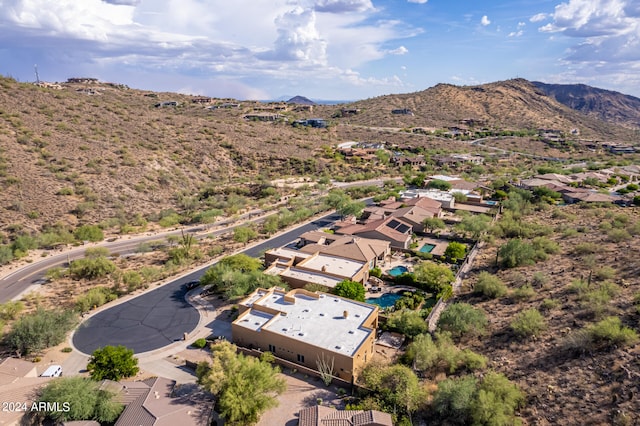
415,236,449,256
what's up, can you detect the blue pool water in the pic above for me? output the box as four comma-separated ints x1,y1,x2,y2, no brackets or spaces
387,265,409,277
485,200,498,206
366,293,402,309
419,243,436,253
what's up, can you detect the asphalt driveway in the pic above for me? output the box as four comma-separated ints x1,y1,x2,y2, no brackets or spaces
73,280,200,354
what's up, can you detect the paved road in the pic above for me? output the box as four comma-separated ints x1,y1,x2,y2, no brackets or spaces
0,208,275,303
72,211,343,355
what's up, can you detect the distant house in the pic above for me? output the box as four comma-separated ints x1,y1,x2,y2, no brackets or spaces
298,405,393,426
296,231,390,269
434,154,484,167
191,97,213,104
232,287,379,382
391,155,426,168
155,101,180,107
67,77,99,84
293,104,314,112
293,118,327,128
391,108,414,115
114,377,213,426
562,192,620,204
340,107,361,116
243,113,283,122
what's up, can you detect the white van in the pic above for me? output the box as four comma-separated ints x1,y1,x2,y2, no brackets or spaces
41,365,63,377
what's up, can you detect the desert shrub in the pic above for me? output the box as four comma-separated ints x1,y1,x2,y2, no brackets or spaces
70,256,116,279
541,298,560,311
369,267,382,278
498,239,538,268
444,241,467,260
122,270,143,291
386,310,428,338
437,303,488,339
563,317,638,353
407,332,487,374
573,242,598,255
473,272,507,299
73,225,104,242
512,284,536,301
594,266,617,281
0,301,25,320
75,287,118,312
192,338,208,349
531,272,548,287
7,308,77,355
511,308,547,338
607,229,631,242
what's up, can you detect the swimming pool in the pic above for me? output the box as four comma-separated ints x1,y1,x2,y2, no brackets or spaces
419,243,436,253
366,293,401,309
387,265,409,277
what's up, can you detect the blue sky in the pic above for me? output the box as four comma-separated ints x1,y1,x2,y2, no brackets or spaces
1,0,639,100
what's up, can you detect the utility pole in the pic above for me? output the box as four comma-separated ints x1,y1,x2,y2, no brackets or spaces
34,64,40,84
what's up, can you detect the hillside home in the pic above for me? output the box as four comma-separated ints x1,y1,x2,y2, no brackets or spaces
232,287,379,382
334,216,413,250
296,231,391,269
391,155,426,167
155,101,179,107
264,248,368,289
391,108,414,115
298,406,393,426
243,113,283,122
191,97,213,104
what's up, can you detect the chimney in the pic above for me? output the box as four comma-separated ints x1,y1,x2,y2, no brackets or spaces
343,310,348,318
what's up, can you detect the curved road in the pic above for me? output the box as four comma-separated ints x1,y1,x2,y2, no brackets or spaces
72,211,342,354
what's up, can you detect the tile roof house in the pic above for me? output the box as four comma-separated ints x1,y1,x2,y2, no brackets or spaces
0,358,51,426
334,216,413,250
298,405,393,426
296,231,390,269
114,377,213,426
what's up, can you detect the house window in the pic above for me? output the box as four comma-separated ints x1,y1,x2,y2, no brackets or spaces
268,344,276,353
297,354,305,363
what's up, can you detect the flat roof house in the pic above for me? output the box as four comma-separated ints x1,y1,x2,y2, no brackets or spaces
232,287,379,382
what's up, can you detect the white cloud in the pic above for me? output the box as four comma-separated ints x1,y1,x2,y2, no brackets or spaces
388,46,409,55
407,0,428,4
509,30,524,37
536,0,640,95
518,22,526,28
313,0,373,13
530,13,548,23
481,15,491,26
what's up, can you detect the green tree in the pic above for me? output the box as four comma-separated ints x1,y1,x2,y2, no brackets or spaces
217,253,262,272
87,345,139,381
413,261,455,293
360,363,426,421
333,280,366,302
197,341,286,425
423,217,446,233
498,238,538,268
74,225,104,242
437,303,488,339
427,179,452,191
456,214,491,239
36,377,123,423
431,375,478,424
471,372,525,425
7,308,77,355
0,244,14,265
386,309,428,338
473,272,507,299
444,241,466,261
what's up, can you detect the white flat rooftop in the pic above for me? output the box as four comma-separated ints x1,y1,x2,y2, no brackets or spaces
266,247,311,260
401,189,454,202
301,254,364,279
430,174,459,181
236,290,376,356
280,268,343,288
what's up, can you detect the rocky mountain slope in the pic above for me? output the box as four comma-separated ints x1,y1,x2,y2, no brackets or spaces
533,81,640,130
